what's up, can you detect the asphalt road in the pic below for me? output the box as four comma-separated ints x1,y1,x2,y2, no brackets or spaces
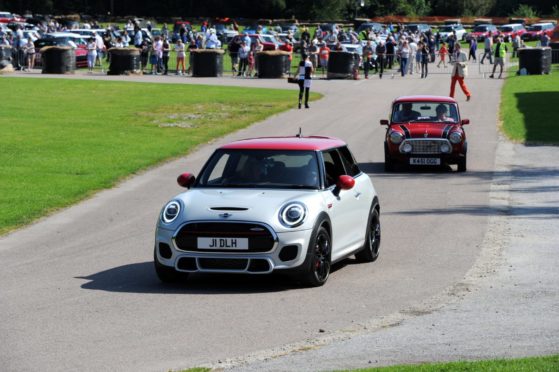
0,68,512,372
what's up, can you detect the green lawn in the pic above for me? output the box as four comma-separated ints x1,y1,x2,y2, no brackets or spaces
0,77,313,235
500,68,559,144
338,353,559,371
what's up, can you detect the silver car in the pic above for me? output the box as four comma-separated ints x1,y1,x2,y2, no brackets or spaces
154,135,381,287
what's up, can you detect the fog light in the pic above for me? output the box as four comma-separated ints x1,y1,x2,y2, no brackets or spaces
401,143,413,153
440,143,451,153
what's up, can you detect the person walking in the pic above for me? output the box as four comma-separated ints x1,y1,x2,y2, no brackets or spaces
419,41,429,78
408,37,417,75
375,40,386,78
468,36,477,61
480,35,493,64
399,40,410,77
362,40,374,79
489,37,507,79
297,54,313,109
449,43,471,101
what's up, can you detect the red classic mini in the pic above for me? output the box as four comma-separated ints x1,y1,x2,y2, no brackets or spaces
381,95,469,172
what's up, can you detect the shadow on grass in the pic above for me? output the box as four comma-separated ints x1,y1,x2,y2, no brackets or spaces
515,92,559,144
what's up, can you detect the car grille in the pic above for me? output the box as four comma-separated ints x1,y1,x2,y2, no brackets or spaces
174,222,276,253
176,257,272,273
400,139,451,154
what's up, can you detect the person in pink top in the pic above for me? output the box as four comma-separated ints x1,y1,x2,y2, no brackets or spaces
437,41,448,68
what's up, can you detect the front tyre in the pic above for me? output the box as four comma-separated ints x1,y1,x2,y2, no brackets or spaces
299,226,331,287
154,249,189,283
355,207,381,262
457,156,467,172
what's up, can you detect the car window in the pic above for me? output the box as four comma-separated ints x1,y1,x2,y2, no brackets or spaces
392,102,458,123
197,149,320,189
322,149,346,187
338,146,361,177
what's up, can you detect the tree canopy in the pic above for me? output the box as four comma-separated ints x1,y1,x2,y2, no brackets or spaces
2,0,558,19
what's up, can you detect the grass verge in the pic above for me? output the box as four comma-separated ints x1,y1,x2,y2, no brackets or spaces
500,69,559,144
338,353,559,371
0,77,316,235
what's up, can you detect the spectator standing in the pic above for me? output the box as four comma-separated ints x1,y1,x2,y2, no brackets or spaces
297,54,313,109
362,40,374,79
318,42,330,74
228,37,241,74
94,31,105,66
24,37,35,71
428,35,436,62
175,39,186,75
140,40,150,73
162,37,170,75
385,37,395,69
134,27,143,48
186,37,197,75
237,41,250,77
468,37,477,61
376,40,387,78
251,39,263,77
480,35,493,64
308,40,319,73
408,38,418,75
540,33,550,47
399,40,410,77
152,36,163,73
489,37,507,79
437,41,448,68
449,43,471,101
419,41,429,78
512,34,522,58
86,37,97,72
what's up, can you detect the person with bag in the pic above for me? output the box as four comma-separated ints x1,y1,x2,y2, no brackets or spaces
449,43,471,101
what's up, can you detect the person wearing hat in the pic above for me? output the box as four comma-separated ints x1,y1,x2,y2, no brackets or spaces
297,54,313,109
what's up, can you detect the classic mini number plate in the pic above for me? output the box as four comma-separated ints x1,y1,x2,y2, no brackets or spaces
410,158,441,165
198,237,249,250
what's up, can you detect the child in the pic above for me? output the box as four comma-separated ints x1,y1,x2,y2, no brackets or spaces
437,41,448,68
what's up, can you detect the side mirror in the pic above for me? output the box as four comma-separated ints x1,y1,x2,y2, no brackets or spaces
380,119,389,126
336,175,355,191
461,119,470,125
177,172,196,188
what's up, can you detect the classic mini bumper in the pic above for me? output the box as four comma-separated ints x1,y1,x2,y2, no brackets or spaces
155,221,314,274
389,138,466,165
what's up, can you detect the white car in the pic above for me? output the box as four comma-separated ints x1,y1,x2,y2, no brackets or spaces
437,24,467,41
154,135,381,287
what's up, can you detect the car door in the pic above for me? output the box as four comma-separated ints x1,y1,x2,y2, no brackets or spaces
321,147,371,261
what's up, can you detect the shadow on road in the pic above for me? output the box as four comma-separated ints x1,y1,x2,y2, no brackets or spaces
76,259,356,294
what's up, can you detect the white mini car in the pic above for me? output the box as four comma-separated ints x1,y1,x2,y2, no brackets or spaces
154,135,381,287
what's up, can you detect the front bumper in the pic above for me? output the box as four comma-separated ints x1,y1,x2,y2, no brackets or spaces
155,221,314,274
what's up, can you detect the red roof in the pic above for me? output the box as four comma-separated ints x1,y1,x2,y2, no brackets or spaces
394,95,458,104
220,136,346,151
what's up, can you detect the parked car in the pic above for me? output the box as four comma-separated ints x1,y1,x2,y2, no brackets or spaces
498,23,526,42
0,11,25,23
521,23,555,41
405,23,431,34
468,24,499,41
552,24,559,42
34,32,88,68
357,22,384,35
381,96,469,172
230,33,280,50
154,135,381,287
214,23,238,44
437,24,467,41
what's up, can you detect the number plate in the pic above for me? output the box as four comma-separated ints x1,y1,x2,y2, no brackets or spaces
410,158,441,165
198,237,249,250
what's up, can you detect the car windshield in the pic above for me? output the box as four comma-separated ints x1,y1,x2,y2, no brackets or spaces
499,26,513,32
391,102,459,123
197,149,321,189
528,26,542,31
473,25,489,32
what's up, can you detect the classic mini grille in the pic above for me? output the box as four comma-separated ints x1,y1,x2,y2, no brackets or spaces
174,222,276,253
400,139,451,154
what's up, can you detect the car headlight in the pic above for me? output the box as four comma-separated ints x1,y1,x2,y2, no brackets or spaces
161,200,181,224
449,131,463,144
389,131,404,145
279,202,307,228
401,142,413,153
440,143,452,153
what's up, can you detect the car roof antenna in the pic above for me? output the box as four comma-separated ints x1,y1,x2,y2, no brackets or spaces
296,127,302,138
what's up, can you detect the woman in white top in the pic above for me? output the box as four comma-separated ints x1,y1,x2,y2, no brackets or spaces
175,40,186,75
399,40,410,77
297,54,313,109
86,38,97,72
25,38,36,71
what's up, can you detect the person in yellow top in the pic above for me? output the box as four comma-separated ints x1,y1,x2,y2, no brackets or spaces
489,36,507,79
449,43,471,101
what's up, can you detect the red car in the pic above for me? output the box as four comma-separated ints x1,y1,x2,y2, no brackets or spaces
498,23,526,42
469,24,499,41
381,96,469,172
34,33,89,68
0,12,25,24
521,22,555,41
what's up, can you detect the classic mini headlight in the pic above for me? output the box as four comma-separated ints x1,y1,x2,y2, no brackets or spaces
449,131,463,144
161,200,181,224
389,131,404,144
279,202,307,228
440,143,452,153
401,142,413,153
